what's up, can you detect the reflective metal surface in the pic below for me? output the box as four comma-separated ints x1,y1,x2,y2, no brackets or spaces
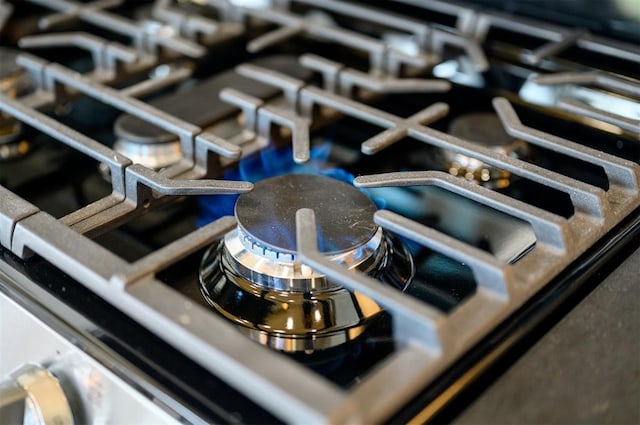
222,227,385,292
200,175,415,352
439,113,530,188
0,47,30,160
200,240,383,352
199,229,413,352
235,174,379,256
0,285,189,425
112,137,183,170
0,364,75,425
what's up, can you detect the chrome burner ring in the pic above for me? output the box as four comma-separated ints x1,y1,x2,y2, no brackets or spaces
199,234,406,353
223,226,385,292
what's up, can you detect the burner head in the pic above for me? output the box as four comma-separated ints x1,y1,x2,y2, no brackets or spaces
0,48,30,97
236,174,379,256
111,114,182,170
0,48,32,161
199,174,414,352
228,174,383,292
438,112,530,188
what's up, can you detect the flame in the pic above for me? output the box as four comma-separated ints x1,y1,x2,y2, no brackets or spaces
198,142,382,226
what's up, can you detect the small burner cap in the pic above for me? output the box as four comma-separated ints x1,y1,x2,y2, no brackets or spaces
235,174,378,255
448,112,511,147
0,48,22,80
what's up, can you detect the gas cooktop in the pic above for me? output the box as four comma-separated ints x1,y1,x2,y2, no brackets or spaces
0,0,638,423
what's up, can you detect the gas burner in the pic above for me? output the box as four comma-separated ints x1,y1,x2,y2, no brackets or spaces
113,114,182,170
199,174,414,352
0,121,28,160
438,112,530,189
0,47,31,160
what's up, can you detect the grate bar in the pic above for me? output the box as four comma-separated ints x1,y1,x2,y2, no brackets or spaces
430,29,489,72
291,0,488,72
0,186,40,251
392,0,476,34
112,216,237,287
557,98,640,135
12,212,129,278
472,10,640,64
235,63,305,110
152,0,219,38
29,59,244,165
296,208,446,351
533,71,640,97
493,97,640,188
18,32,139,80
122,65,193,98
408,127,608,218
362,103,450,154
375,210,511,296
0,0,12,32
247,24,304,53
354,171,570,251
125,164,253,197
577,36,640,63
0,93,131,195
26,0,206,57
300,53,450,95
522,29,586,65
256,105,311,163
240,7,427,75
45,63,201,159
294,0,429,44
5,208,354,424
37,0,124,29
276,82,610,218
348,344,441,424
194,132,243,161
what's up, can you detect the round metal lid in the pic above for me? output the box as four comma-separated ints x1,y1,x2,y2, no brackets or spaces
0,48,31,97
448,112,512,147
114,114,176,145
235,174,378,255
0,47,22,79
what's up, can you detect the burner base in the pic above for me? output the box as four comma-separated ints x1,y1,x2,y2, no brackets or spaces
199,232,414,352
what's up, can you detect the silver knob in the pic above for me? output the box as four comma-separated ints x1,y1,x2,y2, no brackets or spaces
0,364,75,425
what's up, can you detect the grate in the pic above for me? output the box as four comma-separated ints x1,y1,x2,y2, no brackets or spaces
1,0,639,423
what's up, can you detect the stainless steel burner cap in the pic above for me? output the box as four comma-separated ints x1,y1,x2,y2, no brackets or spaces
111,114,182,170
0,48,32,160
235,174,379,256
439,112,530,188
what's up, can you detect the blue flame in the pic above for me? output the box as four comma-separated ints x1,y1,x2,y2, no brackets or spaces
197,142,383,226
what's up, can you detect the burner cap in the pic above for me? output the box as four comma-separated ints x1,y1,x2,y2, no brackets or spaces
235,174,378,255
448,112,512,147
0,48,31,160
438,112,530,188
